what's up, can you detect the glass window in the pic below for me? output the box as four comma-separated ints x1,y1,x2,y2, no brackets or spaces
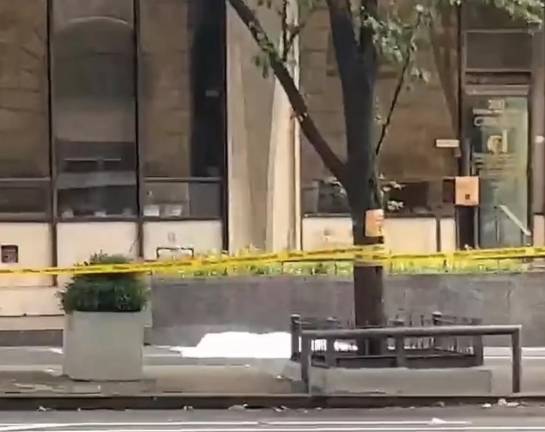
139,0,192,178
465,31,532,72
139,0,225,220
0,180,50,219
139,0,225,179
0,0,49,178
462,3,533,72
144,180,221,219
465,94,529,248
52,0,136,219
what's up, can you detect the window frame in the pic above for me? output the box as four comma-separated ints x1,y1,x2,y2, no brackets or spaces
0,178,52,222
50,0,139,223
142,176,223,222
464,29,534,74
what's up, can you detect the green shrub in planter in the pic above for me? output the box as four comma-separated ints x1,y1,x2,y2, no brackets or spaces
59,253,150,313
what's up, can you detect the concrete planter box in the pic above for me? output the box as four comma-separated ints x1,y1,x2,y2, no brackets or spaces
63,311,144,381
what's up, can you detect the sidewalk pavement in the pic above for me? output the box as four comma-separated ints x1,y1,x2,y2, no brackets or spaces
0,346,543,398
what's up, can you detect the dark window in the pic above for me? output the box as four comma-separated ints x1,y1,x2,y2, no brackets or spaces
465,31,532,72
52,0,136,219
139,0,192,178
139,0,226,179
190,0,226,179
0,1,50,219
0,180,50,219
0,0,49,178
139,0,225,219
386,181,448,216
462,3,534,73
144,179,221,219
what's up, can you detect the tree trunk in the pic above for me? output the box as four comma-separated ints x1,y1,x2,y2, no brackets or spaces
349,187,385,355
351,211,385,329
327,0,385,343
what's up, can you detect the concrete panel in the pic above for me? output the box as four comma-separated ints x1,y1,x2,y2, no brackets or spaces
0,223,52,288
440,218,456,251
151,276,354,345
0,287,59,317
301,217,352,250
301,217,456,253
57,222,138,265
57,222,138,287
152,273,545,347
309,366,492,395
143,221,223,260
385,218,436,253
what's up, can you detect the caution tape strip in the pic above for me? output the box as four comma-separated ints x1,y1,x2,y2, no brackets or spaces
0,245,543,277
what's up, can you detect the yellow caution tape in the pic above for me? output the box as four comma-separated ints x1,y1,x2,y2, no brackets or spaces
0,244,542,277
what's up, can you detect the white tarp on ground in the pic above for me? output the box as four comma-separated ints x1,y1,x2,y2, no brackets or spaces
170,332,292,358
170,331,355,358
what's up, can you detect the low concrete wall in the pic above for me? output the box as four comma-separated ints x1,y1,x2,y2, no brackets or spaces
151,273,545,347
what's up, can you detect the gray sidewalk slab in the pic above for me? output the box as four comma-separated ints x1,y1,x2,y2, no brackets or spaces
0,362,515,396
0,346,540,396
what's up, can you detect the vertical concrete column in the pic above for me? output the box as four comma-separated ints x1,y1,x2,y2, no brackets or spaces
226,0,298,252
532,29,545,226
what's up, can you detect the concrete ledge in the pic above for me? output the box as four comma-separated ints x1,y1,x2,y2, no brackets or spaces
278,361,492,395
0,328,155,347
0,330,62,347
312,367,492,395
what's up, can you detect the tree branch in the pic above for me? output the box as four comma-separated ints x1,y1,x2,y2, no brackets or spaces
281,0,289,61
375,11,424,156
228,0,347,183
375,50,410,156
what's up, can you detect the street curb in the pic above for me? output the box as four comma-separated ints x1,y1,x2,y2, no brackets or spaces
1,394,545,411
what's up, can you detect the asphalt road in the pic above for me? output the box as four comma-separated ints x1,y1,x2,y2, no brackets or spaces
0,407,545,432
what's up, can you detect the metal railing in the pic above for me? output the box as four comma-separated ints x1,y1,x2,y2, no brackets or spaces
495,204,532,246
290,313,484,366
300,324,522,393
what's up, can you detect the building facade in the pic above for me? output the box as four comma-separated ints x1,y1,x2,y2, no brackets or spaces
299,2,545,254
0,0,542,316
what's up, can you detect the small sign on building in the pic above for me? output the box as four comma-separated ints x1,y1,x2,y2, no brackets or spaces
455,176,479,207
1,245,18,264
435,139,460,149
